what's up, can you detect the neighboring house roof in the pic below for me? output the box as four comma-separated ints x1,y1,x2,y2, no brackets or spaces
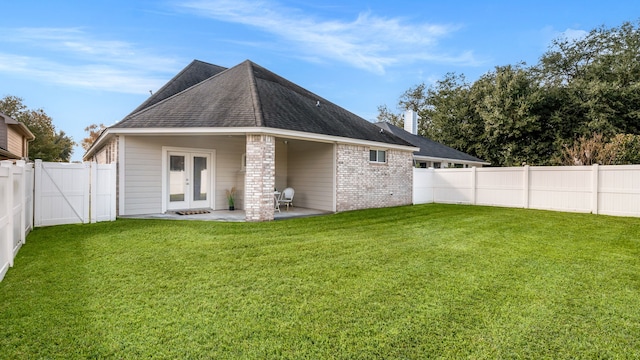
110,60,412,148
375,122,489,164
0,112,35,140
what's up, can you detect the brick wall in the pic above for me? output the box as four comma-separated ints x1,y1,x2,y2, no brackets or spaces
92,136,118,165
90,136,120,214
244,134,275,221
336,144,413,212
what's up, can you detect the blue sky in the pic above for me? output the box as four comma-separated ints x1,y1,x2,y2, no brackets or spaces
1,0,638,161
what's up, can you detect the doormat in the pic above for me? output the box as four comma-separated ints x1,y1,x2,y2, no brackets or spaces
175,210,211,215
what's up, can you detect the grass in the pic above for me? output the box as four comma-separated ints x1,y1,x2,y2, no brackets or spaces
1,204,640,359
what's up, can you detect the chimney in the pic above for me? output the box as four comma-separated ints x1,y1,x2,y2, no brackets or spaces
404,110,419,135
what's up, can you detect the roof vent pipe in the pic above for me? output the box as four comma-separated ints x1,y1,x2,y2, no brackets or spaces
404,110,419,135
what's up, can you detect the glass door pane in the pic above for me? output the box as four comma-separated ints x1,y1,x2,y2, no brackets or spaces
169,154,186,203
193,156,207,201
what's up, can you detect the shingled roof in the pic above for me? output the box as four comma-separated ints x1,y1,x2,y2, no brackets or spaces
112,60,411,147
129,60,227,115
375,122,488,164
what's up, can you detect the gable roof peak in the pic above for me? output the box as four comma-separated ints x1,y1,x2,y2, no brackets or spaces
126,59,227,116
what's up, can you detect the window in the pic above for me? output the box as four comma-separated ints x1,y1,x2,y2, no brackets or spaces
369,149,386,163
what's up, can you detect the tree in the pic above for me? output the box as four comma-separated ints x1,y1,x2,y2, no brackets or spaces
422,73,484,159
82,123,107,151
0,95,75,161
536,21,640,137
375,105,403,127
380,20,640,166
560,133,640,165
561,133,608,165
471,64,557,166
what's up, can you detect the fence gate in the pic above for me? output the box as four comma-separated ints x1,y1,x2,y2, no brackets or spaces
34,160,91,226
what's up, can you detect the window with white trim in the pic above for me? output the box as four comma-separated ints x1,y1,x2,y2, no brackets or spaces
369,149,386,163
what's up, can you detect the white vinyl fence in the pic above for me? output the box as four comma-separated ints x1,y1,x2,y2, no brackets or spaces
33,160,116,226
414,164,640,217
0,160,31,281
1,160,115,282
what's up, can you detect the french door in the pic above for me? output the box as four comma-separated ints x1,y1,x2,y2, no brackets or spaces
167,151,212,210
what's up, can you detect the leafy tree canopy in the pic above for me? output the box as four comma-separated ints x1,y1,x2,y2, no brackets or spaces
0,95,75,162
82,123,107,152
379,20,640,166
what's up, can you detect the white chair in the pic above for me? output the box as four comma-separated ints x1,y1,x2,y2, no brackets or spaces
274,191,281,212
278,187,295,210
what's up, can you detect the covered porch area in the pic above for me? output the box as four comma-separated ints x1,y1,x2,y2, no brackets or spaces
117,133,336,222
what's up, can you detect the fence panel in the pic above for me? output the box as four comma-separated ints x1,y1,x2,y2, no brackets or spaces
413,168,434,204
476,168,525,208
0,166,11,281
91,163,117,223
432,168,474,204
528,166,593,213
10,163,25,257
598,165,640,217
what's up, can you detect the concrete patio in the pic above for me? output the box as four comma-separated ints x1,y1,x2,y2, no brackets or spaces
120,207,332,222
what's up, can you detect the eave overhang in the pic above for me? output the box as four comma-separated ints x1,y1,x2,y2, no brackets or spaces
83,127,419,160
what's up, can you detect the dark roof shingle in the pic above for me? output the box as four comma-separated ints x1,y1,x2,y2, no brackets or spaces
127,60,227,116
113,60,411,147
375,122,488,164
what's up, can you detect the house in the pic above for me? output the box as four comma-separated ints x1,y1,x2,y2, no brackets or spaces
375,110,489,168
0,112,35,161
84,60,418,221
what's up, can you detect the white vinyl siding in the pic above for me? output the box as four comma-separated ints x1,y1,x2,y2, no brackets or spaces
287,141,334,211
123,135,245,214
7,127,24,157
124,137,163,214
212,136,245,210
275,140,288,192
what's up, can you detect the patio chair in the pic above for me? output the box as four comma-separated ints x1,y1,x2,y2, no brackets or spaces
274,191,281,213
278,187,295,210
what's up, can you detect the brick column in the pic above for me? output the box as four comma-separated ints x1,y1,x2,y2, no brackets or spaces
244,134,276,221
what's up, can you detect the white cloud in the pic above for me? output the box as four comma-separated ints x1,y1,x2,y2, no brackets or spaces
176,0,478,74
0,27,178,94
560,28,588,42
540,26,589,48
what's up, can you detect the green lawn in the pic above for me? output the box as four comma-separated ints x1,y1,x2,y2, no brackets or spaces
1,204,640,359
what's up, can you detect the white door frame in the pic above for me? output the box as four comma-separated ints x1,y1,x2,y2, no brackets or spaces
161,147,215,213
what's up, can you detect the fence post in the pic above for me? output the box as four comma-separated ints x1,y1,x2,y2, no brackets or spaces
24,163,34,233
0,161,14,268
592,163,599,215
90,162,97,224
15,160,26,245
34,160,42,227
82,162,91,224
110,163,117,220
471,167,477,205
523,165,530,209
